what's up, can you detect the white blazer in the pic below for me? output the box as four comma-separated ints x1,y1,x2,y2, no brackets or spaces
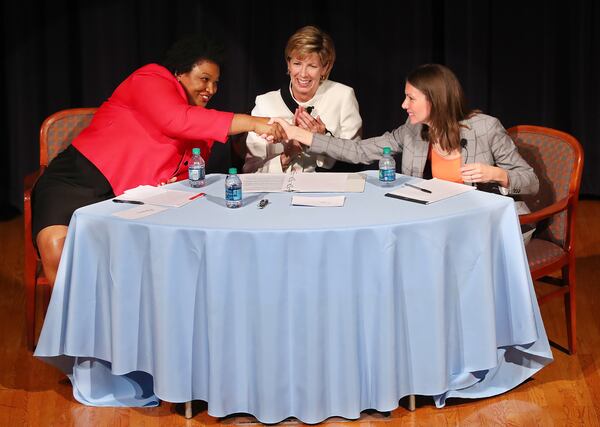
244,80,362,173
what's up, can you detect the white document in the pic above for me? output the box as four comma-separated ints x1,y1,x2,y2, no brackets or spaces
386,178,475,204
121,185,198,207
240,174,287,192
240,172,366,193
112,205,168,219
291,195,346,207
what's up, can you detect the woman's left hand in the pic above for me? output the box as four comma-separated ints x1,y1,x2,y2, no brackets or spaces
159,177,178,186
461,163,509,187
294,106,327,134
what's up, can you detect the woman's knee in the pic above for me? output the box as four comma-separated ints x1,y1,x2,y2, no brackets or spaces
36,225,68,263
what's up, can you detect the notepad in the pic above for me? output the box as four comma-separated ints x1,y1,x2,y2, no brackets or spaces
385,178,475,204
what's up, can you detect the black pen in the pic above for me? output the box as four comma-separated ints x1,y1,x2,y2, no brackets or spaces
404,183,432,194
113,199,144,205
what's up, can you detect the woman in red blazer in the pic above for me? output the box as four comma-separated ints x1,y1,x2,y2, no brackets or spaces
32,34,285,286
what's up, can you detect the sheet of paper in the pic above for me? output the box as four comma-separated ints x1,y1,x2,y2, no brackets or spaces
291,195,346,207
387,178,475,204
123,185,161,198
140,190,197,207
112,205,168,219
122,185,196,207
346,173,368,192
240,174,286,192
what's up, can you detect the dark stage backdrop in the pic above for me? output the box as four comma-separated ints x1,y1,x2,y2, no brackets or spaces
2,0,599,214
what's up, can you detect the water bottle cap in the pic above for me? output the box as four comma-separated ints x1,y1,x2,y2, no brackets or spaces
383,147,391,155
228,167,238,174
192,148,201,155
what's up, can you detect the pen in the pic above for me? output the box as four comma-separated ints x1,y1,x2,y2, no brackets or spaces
113,199,144,205
404,183,432,194
189,192,206,200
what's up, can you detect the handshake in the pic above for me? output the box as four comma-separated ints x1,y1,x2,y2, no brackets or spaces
256,105,321,147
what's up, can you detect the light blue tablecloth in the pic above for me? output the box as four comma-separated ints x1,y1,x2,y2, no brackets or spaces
35,172,552,423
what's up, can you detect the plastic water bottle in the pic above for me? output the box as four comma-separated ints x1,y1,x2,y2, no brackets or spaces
188,147,205,187
225,167,242,208
379,147,396,186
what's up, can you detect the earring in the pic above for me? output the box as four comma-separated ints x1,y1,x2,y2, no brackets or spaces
320,75,326,81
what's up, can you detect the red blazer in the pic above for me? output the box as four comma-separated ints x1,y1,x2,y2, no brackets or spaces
73,64,234,195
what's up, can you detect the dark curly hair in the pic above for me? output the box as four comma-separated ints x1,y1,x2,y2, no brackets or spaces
161,34,226,75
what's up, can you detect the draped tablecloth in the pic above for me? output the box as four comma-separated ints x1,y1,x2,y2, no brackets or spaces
35,172,552,424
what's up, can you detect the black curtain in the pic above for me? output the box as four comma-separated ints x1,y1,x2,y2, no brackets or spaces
3,0,599,215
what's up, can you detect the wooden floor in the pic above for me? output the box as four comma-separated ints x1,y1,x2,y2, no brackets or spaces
1,201,599,426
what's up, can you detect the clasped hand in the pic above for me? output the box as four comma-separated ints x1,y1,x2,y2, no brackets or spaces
264,107,324,146
294,106,326,134
255,118,287,142
461,163,508,187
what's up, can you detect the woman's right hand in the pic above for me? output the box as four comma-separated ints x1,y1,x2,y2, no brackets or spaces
268,118,314,147
253,118,287,142
268,118,293,141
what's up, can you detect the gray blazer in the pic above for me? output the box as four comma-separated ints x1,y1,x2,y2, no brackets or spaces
309,113,538,196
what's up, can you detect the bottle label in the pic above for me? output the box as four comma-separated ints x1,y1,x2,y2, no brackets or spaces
189,166,205,181
379,169,396,182
226,186,242,201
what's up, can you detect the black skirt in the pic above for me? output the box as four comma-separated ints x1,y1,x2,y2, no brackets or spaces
32,145,115,242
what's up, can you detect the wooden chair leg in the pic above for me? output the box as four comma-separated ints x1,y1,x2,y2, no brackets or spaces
24,258,37,351
42,282,52,318
564,264,577,354
185,401,193,419
24,188,38,351
25,272,36,351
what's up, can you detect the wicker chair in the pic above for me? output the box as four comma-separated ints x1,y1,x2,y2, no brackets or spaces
24,108,97,350
508,125,584,354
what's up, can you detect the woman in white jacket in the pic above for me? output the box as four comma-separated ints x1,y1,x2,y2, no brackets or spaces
244,25,362,173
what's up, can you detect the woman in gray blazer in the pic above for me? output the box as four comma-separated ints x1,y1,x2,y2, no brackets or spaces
271,63,538,200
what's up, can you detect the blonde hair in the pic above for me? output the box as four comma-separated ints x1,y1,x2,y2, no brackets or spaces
285,26,336,79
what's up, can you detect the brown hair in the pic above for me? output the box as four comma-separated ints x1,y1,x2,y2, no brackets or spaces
407,64,475,152
285,26,336,80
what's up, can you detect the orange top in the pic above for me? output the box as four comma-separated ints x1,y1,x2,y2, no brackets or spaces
430,146,463,183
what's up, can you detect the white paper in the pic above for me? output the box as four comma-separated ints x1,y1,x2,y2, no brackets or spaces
121,185,197,207
387,178,475,204
291,195,346,207
112,205,168,219
240,174,286,192
122,185,160,198
240,172,365,193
